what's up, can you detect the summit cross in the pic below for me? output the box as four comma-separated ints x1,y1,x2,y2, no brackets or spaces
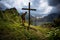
22,2,36,30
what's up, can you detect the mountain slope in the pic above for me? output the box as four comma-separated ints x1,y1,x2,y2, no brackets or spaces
0,8,60,40
0,8,22,27
0,8,46,40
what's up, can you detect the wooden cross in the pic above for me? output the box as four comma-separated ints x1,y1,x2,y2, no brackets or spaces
22,2,36,30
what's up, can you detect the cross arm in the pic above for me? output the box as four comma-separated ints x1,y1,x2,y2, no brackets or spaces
22,8,29,10
30,9,36,11
22,8,36,11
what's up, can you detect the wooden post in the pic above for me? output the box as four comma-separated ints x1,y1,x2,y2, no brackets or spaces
22,2,36,30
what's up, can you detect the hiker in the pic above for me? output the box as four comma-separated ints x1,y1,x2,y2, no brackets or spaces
21,12,27,26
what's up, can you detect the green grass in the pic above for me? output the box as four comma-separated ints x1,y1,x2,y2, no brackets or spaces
0,20,60,40
0,9,60,40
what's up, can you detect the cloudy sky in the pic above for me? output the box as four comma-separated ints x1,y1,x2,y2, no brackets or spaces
0,0,60,17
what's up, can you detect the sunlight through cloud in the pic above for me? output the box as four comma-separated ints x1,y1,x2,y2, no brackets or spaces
39,0,53,14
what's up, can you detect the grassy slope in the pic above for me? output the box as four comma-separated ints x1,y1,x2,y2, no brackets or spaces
0,8,60,40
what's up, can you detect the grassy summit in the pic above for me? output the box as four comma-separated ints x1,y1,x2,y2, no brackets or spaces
0,8,60,40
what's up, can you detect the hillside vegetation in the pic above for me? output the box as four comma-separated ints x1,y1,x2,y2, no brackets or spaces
0,8,60,40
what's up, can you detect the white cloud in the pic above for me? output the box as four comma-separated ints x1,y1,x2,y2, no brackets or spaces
0,0,33,12
0,0,53,17
44,6,53,14
1,0,32,8
39,0,53,14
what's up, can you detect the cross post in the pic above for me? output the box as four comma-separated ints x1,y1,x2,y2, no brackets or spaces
22,2,36,30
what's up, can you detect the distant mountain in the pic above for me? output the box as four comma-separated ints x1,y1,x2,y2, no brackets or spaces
39,13,60,22
30,13,60,25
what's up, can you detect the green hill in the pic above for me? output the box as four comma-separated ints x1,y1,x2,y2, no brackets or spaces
0,8,21,27
0,8,60,40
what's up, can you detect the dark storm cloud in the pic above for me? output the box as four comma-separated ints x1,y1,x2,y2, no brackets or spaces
0,2,8,10
48,0,60,6
48,0,60,13
0,1,12,10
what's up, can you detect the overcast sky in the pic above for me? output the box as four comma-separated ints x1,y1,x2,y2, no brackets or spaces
0,0,54,17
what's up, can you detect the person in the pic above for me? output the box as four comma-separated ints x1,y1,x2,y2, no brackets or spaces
21,12,27,26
